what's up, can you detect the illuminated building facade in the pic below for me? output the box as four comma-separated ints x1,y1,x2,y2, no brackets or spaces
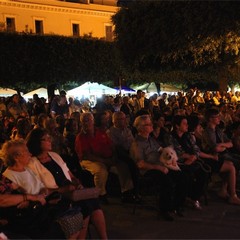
0,0,118,40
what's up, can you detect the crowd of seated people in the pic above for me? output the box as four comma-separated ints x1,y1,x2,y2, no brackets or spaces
1,88,240,238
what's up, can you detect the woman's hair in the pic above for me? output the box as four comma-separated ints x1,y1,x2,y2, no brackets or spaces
172,115,187,130
187,115,201,132
26,128,49,156
16,118,32,138
0,139,25,167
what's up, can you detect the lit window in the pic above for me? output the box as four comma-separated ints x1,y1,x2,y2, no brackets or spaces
105,25,113,41
35,20,44,35
6,18,15,32
72,23,80,37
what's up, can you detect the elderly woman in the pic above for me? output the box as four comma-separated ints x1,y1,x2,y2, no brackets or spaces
0,174,49,239
130,115,188,221
0,140,84,239
26,127,108,239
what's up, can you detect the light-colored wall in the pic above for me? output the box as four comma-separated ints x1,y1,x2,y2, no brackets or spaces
0,0,118,38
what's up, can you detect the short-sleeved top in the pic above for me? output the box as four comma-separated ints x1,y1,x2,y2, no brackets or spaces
130,134,161,175
202,126,230,154
3,167,45,194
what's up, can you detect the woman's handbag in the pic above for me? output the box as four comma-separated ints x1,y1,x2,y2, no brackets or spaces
64,187,100,201
56,207,83,239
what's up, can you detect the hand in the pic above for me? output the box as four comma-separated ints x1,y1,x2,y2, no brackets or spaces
76,184,84,190
212,154,218,161
17,200,30,209
60,184,76,193
36,194,47,205
185,155,197,165
159,166,169,174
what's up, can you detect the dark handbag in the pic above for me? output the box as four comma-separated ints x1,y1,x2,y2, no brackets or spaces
194,159,211,173
64,187,100,201
56,207,83,239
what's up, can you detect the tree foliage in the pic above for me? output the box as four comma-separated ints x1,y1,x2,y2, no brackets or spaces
112,1,240,85
0,32,120,92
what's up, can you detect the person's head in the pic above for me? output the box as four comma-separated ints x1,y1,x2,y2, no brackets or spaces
112,111,127,129
68,97,73,104
80,112,94,133
122,96,129,104
0,139,31,167
136,90,142,99
37,113,49,128
162,93,167,99
16,117,32,139
26,128,51,156
70,111,81,123
60,90,67,96
172,115,188,133
155,114,165,128
133,115,153,135
152,93,158,100
45,118,57,132
187,115,203,135
94,111,111,129
12,94,20,104
33,93,39,101
65,118,78,134
205,108,220,125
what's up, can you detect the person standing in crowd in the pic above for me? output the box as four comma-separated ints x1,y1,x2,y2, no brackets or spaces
7,94,28,120
132,90,144,115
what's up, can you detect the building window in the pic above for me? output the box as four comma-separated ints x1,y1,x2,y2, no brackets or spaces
72,23,80,37
35,20,44,35
6,17,15,32
105,25,113,41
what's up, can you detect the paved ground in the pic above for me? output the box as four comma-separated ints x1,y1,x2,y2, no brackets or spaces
89,178,240,239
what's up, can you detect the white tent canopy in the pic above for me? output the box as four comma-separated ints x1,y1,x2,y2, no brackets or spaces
131,82,158,93
67,82,117,98
131,82,182,94
23,88,48,100
23,88,59,101
160,83,182,93
0,88,17,97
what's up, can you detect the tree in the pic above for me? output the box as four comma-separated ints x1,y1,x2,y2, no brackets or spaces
112,1,240,89
0,32,120,93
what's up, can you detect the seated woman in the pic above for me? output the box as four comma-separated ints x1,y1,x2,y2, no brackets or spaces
201,108,240,205
166,115,209,210
130,115,188,221
188,115,240,205
26,127,108,239
0,140,84,239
